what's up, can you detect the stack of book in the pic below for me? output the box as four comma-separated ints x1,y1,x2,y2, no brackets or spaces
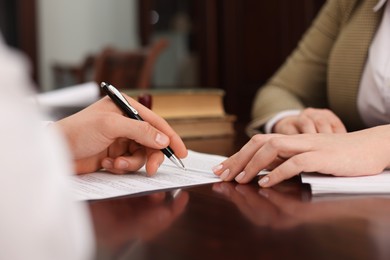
124,88,236,139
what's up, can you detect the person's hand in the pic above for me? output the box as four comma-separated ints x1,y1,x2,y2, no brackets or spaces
212,125,390,187
54,95,188,175
273,108,347,134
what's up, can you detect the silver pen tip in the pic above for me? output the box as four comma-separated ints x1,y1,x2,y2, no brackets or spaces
169,155,186,170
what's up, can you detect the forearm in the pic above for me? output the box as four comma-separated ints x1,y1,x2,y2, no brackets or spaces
361,125,390,169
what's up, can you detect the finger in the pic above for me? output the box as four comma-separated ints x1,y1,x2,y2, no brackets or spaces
99,95,187,158
313,118,333,133
308,110,342,133
330,117,347,133
212,134,277,181
305,108,346,134
296,115,317,133
122,95,188,158
273,117,300,135
113,148,147,171
101,158,127,175
101,153,146,175
281,124,300,135
266,157,285,170
259,152,320,187
235,135,314,184
102,141,147,173
107,138,130,158
145,149,165,176
101,113,171,149
234,137,283,184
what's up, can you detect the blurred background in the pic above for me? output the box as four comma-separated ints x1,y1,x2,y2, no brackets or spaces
0,0,325,123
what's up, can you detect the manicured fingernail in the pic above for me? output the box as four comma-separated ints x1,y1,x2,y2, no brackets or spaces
258,176,270,187
155,133,169,146
235,171,246,182
102,159,113,169
212,164,223,173
220,169,230,180
117,159,129,169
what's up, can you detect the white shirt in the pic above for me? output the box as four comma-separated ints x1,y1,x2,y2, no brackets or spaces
265,0,390,133
0,36,94,259
358,0,390,126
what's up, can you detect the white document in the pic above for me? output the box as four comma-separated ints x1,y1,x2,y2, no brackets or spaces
71,150,226,201
301,170,390,195
34,81,99,107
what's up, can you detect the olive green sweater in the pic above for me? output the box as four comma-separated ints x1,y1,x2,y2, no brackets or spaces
248,0,384,135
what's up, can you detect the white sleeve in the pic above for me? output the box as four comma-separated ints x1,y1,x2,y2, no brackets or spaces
264,110,301,133
0,36,94,260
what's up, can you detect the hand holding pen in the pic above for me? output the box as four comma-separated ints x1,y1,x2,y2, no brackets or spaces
100,82,186,170
55,83,187,175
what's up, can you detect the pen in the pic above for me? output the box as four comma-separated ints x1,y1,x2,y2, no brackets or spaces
100,82,186,170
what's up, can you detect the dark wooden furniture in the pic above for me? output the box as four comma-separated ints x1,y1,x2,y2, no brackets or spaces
88,130,390,260
0,0,39,85
139,0,326,123
93,38,169,91
2,0,325,99
52,38,169,90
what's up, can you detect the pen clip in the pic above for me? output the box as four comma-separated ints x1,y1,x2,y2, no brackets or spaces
108,84,139,115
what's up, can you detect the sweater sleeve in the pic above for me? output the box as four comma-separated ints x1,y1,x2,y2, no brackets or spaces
248,0,347,135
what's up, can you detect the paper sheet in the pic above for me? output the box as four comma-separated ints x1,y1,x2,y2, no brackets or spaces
30,81,100,120
71,150,226,201
301,170,390,195
35,81,99,107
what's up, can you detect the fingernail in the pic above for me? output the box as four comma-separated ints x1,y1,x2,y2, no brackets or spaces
258,176,270,187
155,133,169,146
117,159,129,169
235,171,246,182
220,169,230,180
212,164,223,173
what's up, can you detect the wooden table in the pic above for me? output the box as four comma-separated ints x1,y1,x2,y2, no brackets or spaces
88,131,390,260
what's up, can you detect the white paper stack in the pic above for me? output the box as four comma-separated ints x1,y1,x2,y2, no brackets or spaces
301,170,390,195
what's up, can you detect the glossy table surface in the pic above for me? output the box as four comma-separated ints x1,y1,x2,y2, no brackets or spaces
89,132,390,260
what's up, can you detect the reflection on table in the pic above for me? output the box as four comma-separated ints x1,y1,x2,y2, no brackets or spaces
89,133,390,260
